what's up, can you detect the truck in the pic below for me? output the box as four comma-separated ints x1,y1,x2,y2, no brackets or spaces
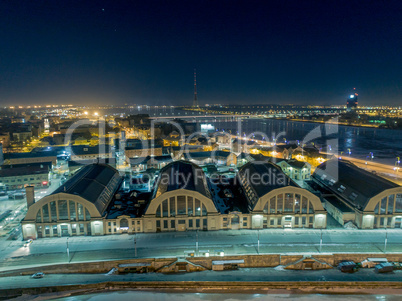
374,262,394,273
337,261,357,273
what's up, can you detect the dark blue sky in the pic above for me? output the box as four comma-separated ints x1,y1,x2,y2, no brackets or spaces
0,0,401,106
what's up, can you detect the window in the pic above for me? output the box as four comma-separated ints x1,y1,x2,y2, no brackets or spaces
45,226,50,235
156,220,161,228
170,197,176,216
171,220,175,228
42,204,50,223
270,197,275,213
380,197,387,214
77,203,84,221
69,201,76,221
270,219,274,225
309,216,313,224
195,199,201,216
203,218,207,227
295,217,299,225
301,197,308,213
177,196,186,215
72,224,76,234
277,194,283,213
188,197,193,216
79,224,84,234
308,201,314,214
277,218,281,226
85,208,91,221
294,194,301,213
58,200,68,220
388,195,394,214
196,219,200,228
87,224,91,235
302,216,306,225
201,204,207,216
52,225,57,235
284,193,293,212
163,220,168,228
36,209,42,223
396,194,402,213
50,201,57,222
162,199,168,217
156,205,161,217
189,219,193,227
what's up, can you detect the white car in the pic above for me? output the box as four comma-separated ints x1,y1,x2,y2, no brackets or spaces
31,272,45,279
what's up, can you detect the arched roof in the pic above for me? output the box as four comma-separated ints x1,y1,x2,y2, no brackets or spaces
313,159,399,210
53,163,122,214
153,161,211,199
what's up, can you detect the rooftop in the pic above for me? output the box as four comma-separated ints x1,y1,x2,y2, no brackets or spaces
313,159,399,210
153,161,212,199
53,164,122,215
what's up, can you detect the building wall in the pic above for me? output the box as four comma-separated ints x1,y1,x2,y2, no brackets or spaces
125,147,162,158
22,193,103,240
0,172,50,190
4,156,57,165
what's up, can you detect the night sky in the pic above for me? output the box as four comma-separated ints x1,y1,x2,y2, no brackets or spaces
0,0,401,106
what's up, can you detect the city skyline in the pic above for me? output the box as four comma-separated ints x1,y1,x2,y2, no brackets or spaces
1,1,401,106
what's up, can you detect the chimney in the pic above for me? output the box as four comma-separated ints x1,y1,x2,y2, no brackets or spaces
25,185,35,208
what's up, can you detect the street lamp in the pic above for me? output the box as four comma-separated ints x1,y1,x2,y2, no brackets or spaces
196,229,199,256
66,237,70,263
134,232,137,257
319,229,323,253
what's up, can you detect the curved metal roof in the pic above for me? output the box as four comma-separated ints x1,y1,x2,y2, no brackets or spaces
53,164,122,214
153,161,211,199
313,159,398,210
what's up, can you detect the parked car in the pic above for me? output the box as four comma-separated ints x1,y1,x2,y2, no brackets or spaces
375,262,394,273
337,261,357,273
31,272,45,279
24,239,33,247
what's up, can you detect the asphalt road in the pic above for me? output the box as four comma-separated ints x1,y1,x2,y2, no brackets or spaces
0,268,401,290
0,228,401,271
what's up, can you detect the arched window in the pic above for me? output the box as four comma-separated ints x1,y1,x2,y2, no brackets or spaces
120,218,128,228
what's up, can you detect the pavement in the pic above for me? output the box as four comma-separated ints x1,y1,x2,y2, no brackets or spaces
0,228,401,272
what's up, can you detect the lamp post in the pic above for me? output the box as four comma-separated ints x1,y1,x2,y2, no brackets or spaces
66,237,70,263
134,233,137,257
196,229,199,256
319,229,323,253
